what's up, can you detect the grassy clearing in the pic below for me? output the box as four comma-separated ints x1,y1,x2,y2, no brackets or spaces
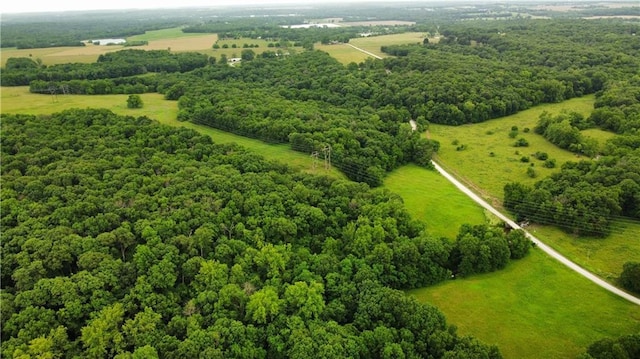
206,37,289,60
581,127,617,151
427,95,640,278
408,249,640,359
127,27,208,42
349,32,427,57
428,96,596,205
383,164,486,238
315,44,371,64
529,222,640,279
0,87,345,179
317,32,429,64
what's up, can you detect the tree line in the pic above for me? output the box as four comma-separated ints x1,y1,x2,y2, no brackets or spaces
504,79,640,237
2,50,210,88
0,109,532,358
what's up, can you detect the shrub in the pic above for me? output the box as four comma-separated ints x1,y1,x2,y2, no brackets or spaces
526,166,537,178
514,138,529,147
534,151,548,160
520,156,530,163
544,159,556,168
126,94,143,108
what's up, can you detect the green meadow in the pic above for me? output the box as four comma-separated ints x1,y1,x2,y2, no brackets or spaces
409,249,640,359
383,164,486,238
428,96,596,205
317,32,428,64
0,87,344,179
126,27,208,41
530,223,640,279
206,37,289,60
315,43,372,64
427,94,640,277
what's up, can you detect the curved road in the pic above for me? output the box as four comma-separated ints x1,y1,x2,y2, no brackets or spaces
348,40,640,305
431,160,640,306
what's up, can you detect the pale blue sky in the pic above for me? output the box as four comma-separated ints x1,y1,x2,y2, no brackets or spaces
2,0,382,14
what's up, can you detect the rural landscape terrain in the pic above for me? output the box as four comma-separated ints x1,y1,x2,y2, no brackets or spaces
1,1,640,358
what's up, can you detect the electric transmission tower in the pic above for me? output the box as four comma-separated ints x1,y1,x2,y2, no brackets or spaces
322,145,331,170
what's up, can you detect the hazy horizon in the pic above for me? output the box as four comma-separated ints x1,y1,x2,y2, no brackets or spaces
0,0,573,15
3,0,383,15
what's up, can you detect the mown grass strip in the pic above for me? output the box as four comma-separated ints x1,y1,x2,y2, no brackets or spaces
408,249,640,359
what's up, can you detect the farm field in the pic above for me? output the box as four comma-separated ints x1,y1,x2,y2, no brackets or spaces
408,248,640,359
0,87,345,179
0,27,217,66
383,164,486,238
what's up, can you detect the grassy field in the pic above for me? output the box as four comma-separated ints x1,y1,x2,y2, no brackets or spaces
383,164,486,238
314,44,372,64
530,222,640,279
409,248,640,359
317,32,428,64
427,94,640,277
0,87,345,179
204,37,293,60
0,27,217,66
428,96,596,205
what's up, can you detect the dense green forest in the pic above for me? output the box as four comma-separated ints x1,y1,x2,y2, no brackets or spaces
0,109,530,358
2,3,640,357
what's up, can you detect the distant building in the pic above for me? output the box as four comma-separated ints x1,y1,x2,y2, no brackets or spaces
93,38,126,45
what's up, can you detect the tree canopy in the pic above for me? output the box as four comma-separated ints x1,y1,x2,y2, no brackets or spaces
1,109,511,358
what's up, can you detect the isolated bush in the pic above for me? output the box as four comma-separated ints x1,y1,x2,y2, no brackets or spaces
619,262,640,294
535,151,548,160
544,159,556,168
126,94,143,108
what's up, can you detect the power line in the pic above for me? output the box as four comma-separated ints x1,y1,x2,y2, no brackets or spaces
186,117,640,237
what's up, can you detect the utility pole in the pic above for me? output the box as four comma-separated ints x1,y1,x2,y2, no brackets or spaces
311,151,319,170
322,145,331,170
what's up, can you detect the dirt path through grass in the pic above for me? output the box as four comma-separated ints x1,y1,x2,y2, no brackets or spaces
345,43,383,59
432,160,640,306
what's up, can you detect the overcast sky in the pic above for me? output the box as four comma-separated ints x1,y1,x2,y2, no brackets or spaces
1,0,383,14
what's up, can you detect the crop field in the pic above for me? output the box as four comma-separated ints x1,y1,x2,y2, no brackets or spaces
0,27,218,66
383,164,486,238
0,87,345,179
428,95,596,205
408,248,640,359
